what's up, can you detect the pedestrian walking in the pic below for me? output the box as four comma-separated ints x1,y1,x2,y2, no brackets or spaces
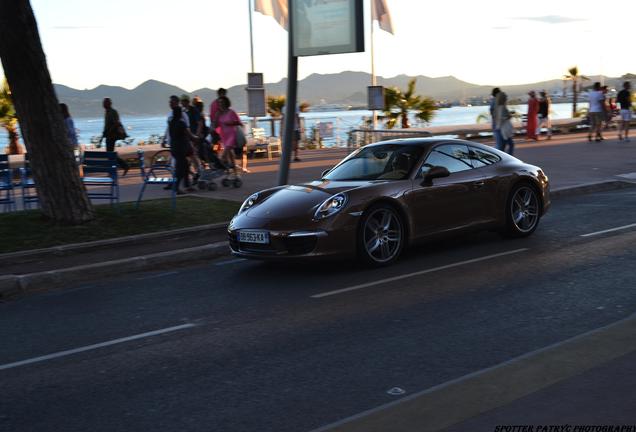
101,98,130,175
490,88,503,149
216,96,243,178
209,88,226,151
180,94,202,178
494,91,515,155
281,105,303,162
617,81,632,142
587,82,605,142
60,103,79,150
167,96,197,194
162,95,191,190
526,91,539,141
537,91,552,140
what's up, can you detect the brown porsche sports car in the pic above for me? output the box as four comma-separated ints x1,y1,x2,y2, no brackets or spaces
228,138,550,265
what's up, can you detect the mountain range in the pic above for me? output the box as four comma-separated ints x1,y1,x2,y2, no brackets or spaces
54,71,633,117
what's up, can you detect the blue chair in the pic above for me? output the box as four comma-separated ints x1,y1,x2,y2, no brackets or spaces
81,151,119,208
0,155,16,212
19,154,39,210
136,150,176,210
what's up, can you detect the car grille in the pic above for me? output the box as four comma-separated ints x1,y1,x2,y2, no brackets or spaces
282,236,318,255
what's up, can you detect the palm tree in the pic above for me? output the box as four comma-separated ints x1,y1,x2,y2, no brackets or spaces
0,79,23,154
563,66,589,118
267,95,286,118
267,96,311,115
383,78,438,129
0,0,94,223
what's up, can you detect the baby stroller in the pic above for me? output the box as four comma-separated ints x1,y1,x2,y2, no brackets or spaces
195,141,242,190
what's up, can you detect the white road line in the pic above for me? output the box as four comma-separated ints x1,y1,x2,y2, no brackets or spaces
580,223,636,237
136,271,179,280
0,323,196,372
215,258,248,266
311,248,529,299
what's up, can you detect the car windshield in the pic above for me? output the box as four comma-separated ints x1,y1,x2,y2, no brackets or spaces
323,144,424,181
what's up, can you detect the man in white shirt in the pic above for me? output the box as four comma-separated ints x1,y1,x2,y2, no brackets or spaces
587,82,605,142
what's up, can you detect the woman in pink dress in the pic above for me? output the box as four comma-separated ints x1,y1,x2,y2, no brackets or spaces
526,91,539,141
216,96,243,176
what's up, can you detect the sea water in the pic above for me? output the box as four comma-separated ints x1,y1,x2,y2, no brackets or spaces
0,103,583,152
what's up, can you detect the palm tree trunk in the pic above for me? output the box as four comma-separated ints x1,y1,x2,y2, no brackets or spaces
572,79,578,118
0,0,94,223
6,126,23,154
401,111,410,129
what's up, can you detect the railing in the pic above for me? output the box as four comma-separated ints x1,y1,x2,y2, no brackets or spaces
347,118,599,149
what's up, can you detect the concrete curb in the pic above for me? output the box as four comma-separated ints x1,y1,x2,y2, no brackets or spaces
0,241,229,299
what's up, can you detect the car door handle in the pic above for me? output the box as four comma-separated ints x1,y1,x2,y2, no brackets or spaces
473,181,485,188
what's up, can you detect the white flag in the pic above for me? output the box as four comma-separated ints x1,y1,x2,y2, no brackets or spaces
371,0,394,34
254,0,289,30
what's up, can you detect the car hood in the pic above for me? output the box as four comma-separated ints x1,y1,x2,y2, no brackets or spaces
245,180,380,219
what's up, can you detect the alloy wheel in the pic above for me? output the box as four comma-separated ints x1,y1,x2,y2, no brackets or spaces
510,186,539,233
363,207,403,263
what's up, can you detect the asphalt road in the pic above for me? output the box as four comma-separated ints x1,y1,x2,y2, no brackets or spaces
2,188,636,432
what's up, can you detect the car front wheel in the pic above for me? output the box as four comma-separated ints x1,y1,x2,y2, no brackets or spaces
358,204,404,266
504,183,541,237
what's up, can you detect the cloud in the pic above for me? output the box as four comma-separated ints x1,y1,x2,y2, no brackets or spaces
492,26,511,30
513,15,586,24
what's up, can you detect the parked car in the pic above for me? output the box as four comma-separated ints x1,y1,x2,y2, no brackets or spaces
228,138,550,266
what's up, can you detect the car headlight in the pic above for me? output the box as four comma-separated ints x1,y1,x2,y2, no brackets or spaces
314,193,347,220
239,193,259,213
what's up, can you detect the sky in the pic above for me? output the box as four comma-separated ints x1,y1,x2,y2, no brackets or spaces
3,0,633,91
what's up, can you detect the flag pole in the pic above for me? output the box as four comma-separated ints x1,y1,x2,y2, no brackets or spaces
370,0,378,130
248,0,255,73
246,0,255,173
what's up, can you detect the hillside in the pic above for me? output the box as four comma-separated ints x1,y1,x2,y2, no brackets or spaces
54,72,631,117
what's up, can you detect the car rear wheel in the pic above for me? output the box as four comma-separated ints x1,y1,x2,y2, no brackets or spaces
358,204,404,266
504,184,540,237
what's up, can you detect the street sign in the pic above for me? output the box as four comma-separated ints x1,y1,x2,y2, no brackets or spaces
292,0,364,57
247,72,264,88
247,88,266,118
246,72,266,117
368,86,385,110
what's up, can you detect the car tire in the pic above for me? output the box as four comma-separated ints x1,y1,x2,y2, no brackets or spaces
358,203,405,266
503,183,541,238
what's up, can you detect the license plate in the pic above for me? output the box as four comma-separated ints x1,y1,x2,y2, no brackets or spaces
238,230,269,244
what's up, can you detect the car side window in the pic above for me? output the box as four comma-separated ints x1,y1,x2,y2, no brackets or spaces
468,147,501,168
420,144,473,175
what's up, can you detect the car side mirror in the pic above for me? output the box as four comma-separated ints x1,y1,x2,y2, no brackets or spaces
321,169,330,178
420,166,450,186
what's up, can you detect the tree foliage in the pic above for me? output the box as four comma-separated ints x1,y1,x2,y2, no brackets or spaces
563,66,589,118
266,95,310,116
0,78,23,154
383,78,438,129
